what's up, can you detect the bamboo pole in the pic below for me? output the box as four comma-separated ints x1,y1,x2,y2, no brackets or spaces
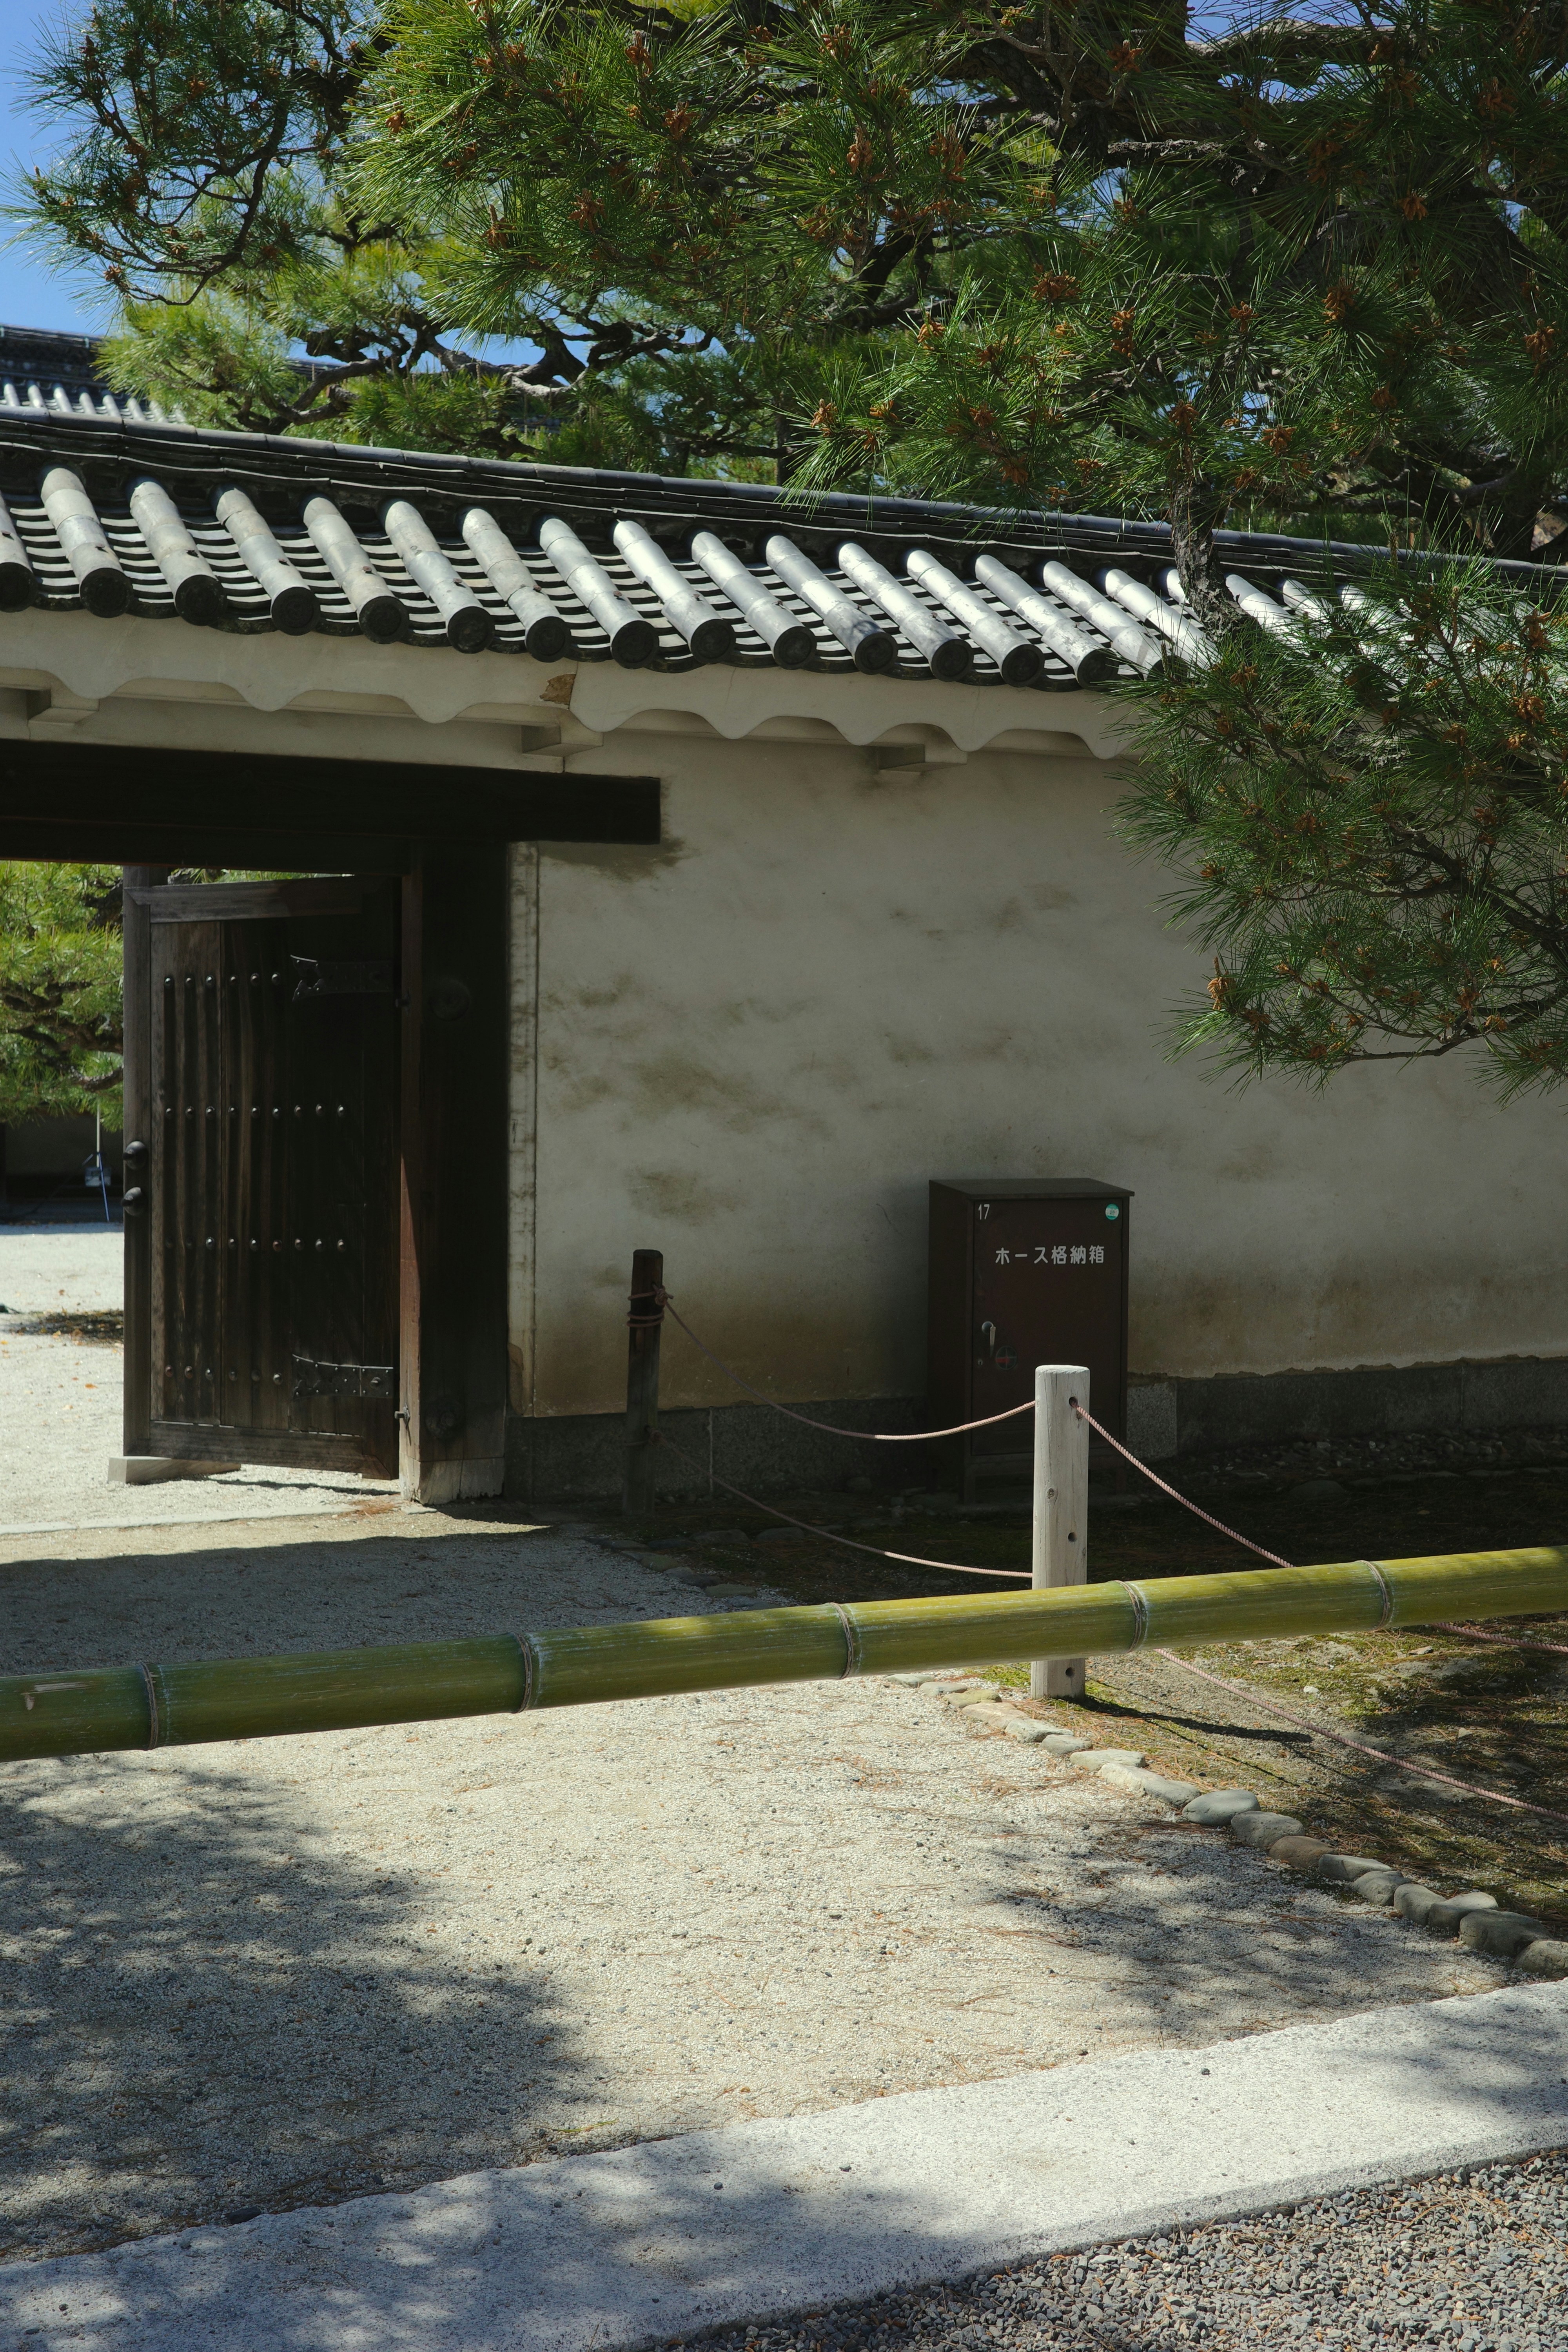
2,1548,1564,1769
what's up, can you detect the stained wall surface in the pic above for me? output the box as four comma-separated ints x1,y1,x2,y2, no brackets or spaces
510,729,1568,1421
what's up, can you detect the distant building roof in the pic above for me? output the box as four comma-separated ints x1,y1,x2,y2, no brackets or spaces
0,324,109,400
0,322,188,426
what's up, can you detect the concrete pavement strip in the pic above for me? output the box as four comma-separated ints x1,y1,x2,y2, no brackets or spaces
3,1981,1565,2351
0,1504,367,1542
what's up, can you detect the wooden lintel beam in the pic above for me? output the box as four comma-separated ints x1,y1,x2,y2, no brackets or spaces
0,741,661,851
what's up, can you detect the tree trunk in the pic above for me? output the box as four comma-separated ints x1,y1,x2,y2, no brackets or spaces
1484,471,1551,565
1169,475,1234,639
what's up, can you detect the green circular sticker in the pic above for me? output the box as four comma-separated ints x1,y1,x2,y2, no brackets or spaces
1105,1203,1120,1220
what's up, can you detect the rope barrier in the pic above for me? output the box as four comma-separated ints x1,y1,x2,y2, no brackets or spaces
1068,1404,1568,1828
1150,1647,1568,1831
1070,1401,1295,1570
644,1291,1566,1823
657,1292,1037,1443
1434,1621,1568,1657
650,1426,1027,1580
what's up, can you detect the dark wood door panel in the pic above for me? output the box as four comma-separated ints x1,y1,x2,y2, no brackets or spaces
969,1199,1127,1453
141,880,398,1476
135,877,381,924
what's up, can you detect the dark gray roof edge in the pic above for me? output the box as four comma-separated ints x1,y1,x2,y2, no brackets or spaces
0,400,1560,590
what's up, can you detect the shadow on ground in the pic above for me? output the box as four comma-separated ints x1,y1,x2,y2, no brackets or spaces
0,1745,581,2259
0,1971,1564,2352
0,1511,1524,2272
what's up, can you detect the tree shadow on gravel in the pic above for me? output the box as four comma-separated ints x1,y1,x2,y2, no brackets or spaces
0,1746,581,2265
0,1517,765,2270
0,1967,1563,2352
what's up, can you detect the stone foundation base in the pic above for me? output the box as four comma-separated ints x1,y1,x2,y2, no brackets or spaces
107,1456,241,1485
506,1354,1568,1504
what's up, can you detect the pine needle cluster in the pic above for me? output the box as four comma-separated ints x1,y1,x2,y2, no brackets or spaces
1122,565,1568,1091
0,868,125,1124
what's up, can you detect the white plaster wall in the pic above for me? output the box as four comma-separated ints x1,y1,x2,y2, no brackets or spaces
516,730,1568,1420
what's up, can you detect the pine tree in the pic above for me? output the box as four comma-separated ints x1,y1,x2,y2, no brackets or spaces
1120,561,1568,1090
0,867,125,1124
15,1,1568,1084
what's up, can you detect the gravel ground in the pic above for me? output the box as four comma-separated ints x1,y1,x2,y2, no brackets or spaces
0,1510,1508,2267
1174,1426,1568,1494
679,2151,1568,2352
0,1225,396,1533
0,1227,123,1316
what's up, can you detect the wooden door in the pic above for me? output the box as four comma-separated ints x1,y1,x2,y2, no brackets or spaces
123,876,399,1476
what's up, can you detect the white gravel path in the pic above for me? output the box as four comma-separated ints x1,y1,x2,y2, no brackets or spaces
0,1510,1506,2265
0,1226,125,1314
0,1225,396,1534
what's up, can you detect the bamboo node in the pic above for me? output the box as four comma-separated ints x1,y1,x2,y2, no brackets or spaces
140,1662,164,1749
1361,1559,1396,1627
1122,1581,1151,1648
513,1633,540,1712
832,1602,865,1678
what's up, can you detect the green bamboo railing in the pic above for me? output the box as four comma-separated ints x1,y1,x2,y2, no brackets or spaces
2,1547,1562,1766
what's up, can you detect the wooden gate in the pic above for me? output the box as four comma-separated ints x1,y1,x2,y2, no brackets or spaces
122,876,399,1477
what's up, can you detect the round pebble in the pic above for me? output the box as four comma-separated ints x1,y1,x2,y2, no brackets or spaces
1068,1747,1148,1773
1424,1892,1502,1937
1268,1837,1332,1871
1315,1852,1386,1885
1515,1937,1568,1979
1229,1811,1303,1850
1182,1789,1259,1825
1457,1909,1550,1959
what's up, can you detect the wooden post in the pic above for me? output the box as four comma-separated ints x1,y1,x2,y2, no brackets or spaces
623,1249,664,1515
398,844,510,1504
1031,1363,1089,1702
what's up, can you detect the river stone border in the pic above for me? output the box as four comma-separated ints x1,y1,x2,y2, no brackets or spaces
887,1671,1568,1981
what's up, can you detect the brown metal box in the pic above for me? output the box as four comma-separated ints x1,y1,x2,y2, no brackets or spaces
927,1178,1131,1499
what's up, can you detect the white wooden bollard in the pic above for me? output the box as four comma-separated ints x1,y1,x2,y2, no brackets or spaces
1031,1363,1089,1702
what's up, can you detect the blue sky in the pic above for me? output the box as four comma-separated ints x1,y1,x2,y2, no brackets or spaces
0,0,103,335
0,0,544,368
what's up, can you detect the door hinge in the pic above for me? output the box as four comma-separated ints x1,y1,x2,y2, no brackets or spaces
292,1357,395,1399
290,956,394,1002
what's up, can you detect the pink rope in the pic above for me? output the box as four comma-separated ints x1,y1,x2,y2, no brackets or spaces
1153,1648,1568,1831
1072,1403,1295,1570
648,1323,1566,1821
1434,1621,1568,1657
1066,1408,1568,1827
659,1294,1037,1444
650,1427,1027,1580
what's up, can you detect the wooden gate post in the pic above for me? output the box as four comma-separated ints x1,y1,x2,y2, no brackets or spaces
118,865,167,1463
622,1250,664,1515
1031,1363,1089,1702
398,844,509,1505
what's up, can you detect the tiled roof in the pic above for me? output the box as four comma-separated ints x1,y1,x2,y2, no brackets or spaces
0,355,1521,690
0,325,117,405
1,377,186,429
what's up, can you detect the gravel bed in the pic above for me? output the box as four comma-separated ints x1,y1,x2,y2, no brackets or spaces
0,1223,397,1532
681,2151,1568,2352
1168,1425,1568,1496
